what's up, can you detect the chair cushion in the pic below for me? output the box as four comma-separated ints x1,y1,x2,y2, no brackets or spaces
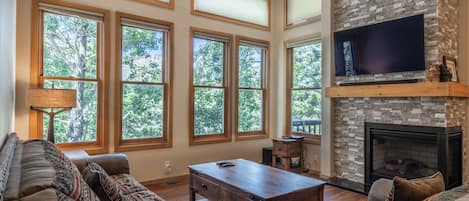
20,140,100,200
367,179,393,201
391,172,445,201
82,161,126,201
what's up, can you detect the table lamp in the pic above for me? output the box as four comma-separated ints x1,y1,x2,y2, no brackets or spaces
28,88,76,143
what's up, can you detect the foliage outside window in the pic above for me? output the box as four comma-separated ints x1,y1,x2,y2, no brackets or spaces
192,0,270,30
41,11,101,144
235,38,269,139
116,13,172,151
287,40,322,138
285,0,321,29
190,28,231,145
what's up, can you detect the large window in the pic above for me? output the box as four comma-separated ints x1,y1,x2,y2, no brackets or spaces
285,0,321,29
286,36,322,143
192,0,271,31
31,1,109,153
235,36,269,140
115,12,173,151
190,27,232,145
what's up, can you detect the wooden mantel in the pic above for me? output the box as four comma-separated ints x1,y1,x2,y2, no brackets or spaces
326,82,469,98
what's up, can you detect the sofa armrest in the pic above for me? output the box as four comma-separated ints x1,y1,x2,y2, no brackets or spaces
71,153,130,175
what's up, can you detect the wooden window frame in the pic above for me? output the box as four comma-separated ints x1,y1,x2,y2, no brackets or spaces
30,0,110,154
234,36,270,141
114,12,173,152
285,34,322,145
284,0,321,30
189,27,233,146
190,0,271,31
132,0,175,9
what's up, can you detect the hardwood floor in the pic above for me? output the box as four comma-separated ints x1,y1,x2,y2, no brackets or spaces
147,182,367,201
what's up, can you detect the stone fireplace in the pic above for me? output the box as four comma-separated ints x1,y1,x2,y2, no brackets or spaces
329,0,467,193
365,122,462,191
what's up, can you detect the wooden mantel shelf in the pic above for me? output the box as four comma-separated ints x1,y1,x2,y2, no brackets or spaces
326,82,469,98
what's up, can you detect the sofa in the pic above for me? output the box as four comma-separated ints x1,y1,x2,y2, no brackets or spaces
0,133,165,201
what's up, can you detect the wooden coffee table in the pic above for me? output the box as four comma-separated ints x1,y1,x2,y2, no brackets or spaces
189,159,325,201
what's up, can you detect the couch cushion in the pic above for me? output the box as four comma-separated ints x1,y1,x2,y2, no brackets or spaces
82,161,126,201
4,141,23,201
0,133,18,201
110,174,147,195
125,190,165,201
111,174,165,201
20,140,100,201
391,172,445,201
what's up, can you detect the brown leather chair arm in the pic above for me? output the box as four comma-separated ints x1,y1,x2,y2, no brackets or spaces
71,153,130,175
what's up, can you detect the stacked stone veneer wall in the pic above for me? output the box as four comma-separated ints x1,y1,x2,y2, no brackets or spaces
332,0,466,183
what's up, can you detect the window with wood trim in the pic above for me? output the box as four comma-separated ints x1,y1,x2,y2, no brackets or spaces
115,12,173,151
31,0,109,153
235,37,269,140
192,0,271,31
285,0,321,29
131,0,174,9
190,27,232,145
286,37,322,141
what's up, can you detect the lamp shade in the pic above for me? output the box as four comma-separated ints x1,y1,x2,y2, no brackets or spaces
28,88,76,108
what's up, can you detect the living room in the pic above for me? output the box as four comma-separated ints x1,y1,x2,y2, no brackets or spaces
2,0,469,200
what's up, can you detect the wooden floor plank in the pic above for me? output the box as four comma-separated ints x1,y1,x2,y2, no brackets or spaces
147,183,368,201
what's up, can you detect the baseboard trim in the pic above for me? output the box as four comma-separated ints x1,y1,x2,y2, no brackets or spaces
141,174,189,187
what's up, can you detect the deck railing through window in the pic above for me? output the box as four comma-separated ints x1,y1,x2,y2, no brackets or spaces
292,120,321,135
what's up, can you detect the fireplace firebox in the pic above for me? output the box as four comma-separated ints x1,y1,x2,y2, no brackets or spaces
365,123,462,192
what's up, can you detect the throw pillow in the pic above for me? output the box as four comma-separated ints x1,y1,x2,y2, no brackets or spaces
392,172,445,201
82,161,126,201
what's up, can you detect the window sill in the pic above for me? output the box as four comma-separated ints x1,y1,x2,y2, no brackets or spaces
114,138,172,152
235,132,269,141
190,134,231,146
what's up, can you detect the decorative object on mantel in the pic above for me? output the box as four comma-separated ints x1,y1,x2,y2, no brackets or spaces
28,87,76,144
426,64,440,82
446,56,458,82
439,56,452,82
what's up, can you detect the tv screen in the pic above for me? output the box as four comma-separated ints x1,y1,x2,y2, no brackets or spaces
334,15,425,76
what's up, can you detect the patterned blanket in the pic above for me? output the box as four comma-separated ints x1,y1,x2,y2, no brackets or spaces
425,185,469,201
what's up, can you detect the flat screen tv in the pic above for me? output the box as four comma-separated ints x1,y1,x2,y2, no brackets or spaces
334,15,425,76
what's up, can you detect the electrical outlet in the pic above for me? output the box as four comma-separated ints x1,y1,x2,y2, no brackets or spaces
164,160,172,174
165,160,171,168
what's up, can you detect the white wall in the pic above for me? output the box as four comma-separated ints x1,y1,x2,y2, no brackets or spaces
15,0,275,182
0,0,16,145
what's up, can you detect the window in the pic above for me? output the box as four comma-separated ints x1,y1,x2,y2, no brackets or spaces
115,12,173,151
190,27,232,145
31,1,109,153
132,0,174,9
192,0,271,31
286,35,322,143
285,0,321,29
235,36,269,140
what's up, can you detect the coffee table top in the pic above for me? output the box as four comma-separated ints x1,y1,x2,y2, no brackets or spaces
189,159,325,199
